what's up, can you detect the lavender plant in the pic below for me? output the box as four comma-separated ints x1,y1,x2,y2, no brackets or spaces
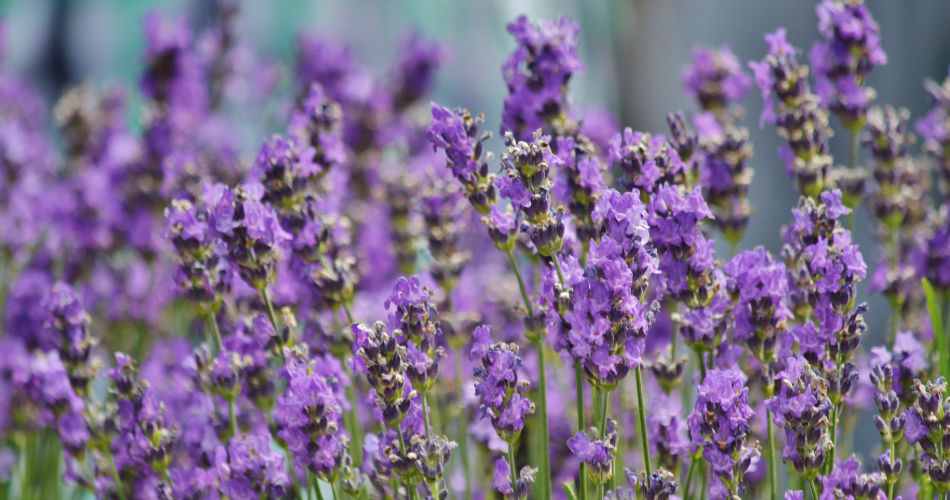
4,4,950,500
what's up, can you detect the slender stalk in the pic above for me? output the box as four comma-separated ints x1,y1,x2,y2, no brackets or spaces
827,405,839,473
205,312,223,352
331,480,343,500
598,389,609,436
454,351,472,500
696,350,707,382
284,447,302,499
887,440,896,500
767,410,778,500
106,451,128,500
229,399,239,438
552,253,566,284
314,475,327,500
535,341,552,500
700,463,707,500
575,360,588,500
808,479,819,500
262,287,281,333
507,443,519,500
342,301,355,324
847,130,859,232
506,250,535,317
684,456,697,500
506,248,551,500
422,394,433,439
634,366,652,477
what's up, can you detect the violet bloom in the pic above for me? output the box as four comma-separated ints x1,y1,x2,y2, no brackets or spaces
499,131,565,257
692,109,755,246
687,368,759,500
492,457,534,500
682,45,752,112
548,187,659,390
351,321,414,428
103,353,177,497
420,170,471,293
568,419,618,486
426,104,498,214
749,29,833,197
863,105,930,316
608,128,685,196
43,282,95,396
809,0,886,130
390,31,447,113
765,356,834,482
501,15,584,141
723,247,792,363
867,350,905,487
820,456,887,500
287,83,346,178
163,197,231,312
551,134,606,249
646,390,688,472
918,66,950,183
471,325,535,443
275,346,348,480
386,276,444,394
205,182,291,290
904,377,950,495
782,190,866,404
647,183,716,309
217,432,289,500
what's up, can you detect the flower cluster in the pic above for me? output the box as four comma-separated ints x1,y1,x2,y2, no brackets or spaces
687,368,760,500
501,15,584,141
750,29,834,197
809,0,886,130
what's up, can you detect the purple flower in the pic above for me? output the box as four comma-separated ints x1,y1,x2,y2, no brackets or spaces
427,104,479,181
687,368,759,498
682,45,752,110
723,248,792,362
647,389,688,471
750,29,833,197
471,325,535,442
568,419,618,485
765,356,834,481
809,0,886,129
501,15,584,141
390,32,447,111
275,346,348,479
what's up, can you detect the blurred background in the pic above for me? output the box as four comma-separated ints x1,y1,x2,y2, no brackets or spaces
3,0,950,383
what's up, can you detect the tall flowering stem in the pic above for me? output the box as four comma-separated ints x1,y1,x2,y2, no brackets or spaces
472,325,537,500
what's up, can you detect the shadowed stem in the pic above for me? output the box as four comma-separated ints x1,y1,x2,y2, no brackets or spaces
205,312,223,352
767,410,777,500
574,360,588,500
454,350,472,500
684,455,697,500
634,366,652,477
505,248,551,500
106,450,127,500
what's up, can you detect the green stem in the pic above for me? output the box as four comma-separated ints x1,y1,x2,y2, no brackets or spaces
229,399,239,438
575,360,588,500
507,443,519,500
696,350,707,383
634,366,652,477
598,389,609,436
552,253,566,285
106,451,127,500
331,481,342,500
455,350,472,500
827,404,839,473
535,341,552,500
847,130,859,232
342,301,355,324
422,394,432,439
684,456,697,500
506,250,535,317
767,410,778,500
700,463,707,500
887,441,896,500
315,476,326,500
206,312,223,352
284,447,302,500
808,479,819,500
262,287,281,334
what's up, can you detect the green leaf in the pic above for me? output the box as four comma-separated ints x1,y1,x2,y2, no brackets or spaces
563,482,579,500
922,278,950,382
